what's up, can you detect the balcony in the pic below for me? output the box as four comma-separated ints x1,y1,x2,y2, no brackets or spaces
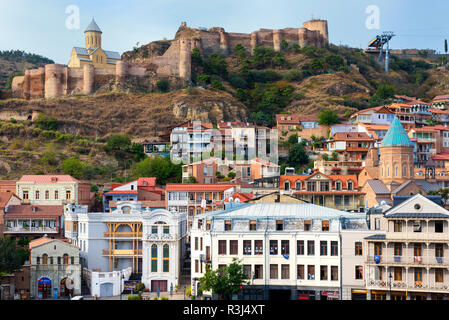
387,232,449,241
4,226,58,234
367,279,449,292
366,255,449,266
102,249,142,256
103,232,143,239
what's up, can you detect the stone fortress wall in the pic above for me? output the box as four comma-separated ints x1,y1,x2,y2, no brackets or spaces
13,19,328,100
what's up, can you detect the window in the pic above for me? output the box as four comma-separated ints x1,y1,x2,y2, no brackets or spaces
254,240,263,255
270,240,278,255
295,181,302,190
377,266,383,281
414,268,423,283
151,226,158,234
414,243,422,257
36,257,40,264
206,220,211,230
355,266,363,280
58,257,61,265
53,190,58,199
297,265,304,280
374,243,382,256
307,265,315,280
218,240,227,255
320,241,328,256
23,190,29,200
243,265,251,279
335,195,342,206
151,245,157,272
225,220,232,231
436,244,444,258
297,240,304,255
335,181,342,191
270,264,278,279
45,190,49,200
66,190,71,200
393,221,402,232
243,240,252,255
331,266,338,281
281,240,289,255
163,244,169,272
195,260,199,273
71,257,74,265
435,221,444,233
230,240,238,255
194,237,198,250
249,220,257,231
374,218,380,230
276,220,284,231
304,220,312,231
42,254,48,265
281,265,290,279
331,241,338,256
320,266,328,281
163,226,170,234
307,181,316,191
320,182,329,192
322,220,329,231
307,241,315,256
394,267,402,281
394,243,402,256
435,269,444,283
254,265,263,279
347,180,353,191
355,242,363,256
50,257,53,265
35,190,40,200
63,254,69,265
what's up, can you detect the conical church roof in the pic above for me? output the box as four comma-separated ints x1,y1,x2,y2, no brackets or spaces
380,116,414,147
85,18,102,33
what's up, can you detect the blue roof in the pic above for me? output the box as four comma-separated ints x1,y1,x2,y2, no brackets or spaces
85,18,102,33
380,116,414,147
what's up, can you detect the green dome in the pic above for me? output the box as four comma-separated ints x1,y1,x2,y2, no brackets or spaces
380,116,414,147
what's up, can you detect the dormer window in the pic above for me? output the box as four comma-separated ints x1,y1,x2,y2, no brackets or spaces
51,177,58,183
347,180,354,191
322,220,330,231
225,220,232,231
250,220,257,231
276,220,284,231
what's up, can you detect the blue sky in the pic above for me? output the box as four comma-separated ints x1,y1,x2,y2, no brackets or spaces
1,0,449,64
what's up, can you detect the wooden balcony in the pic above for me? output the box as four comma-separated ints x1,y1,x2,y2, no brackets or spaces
102,249,142,256
103,232,143,238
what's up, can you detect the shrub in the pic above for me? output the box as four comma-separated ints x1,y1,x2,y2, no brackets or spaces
160,296,169,300
127,294,141,300
227,172,236,178
156,78,170,92
135,282,145,292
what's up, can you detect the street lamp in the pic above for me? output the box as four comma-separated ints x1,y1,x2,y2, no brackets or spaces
389,272,393,300
120,274,125,301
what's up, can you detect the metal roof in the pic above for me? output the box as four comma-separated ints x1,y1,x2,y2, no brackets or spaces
85,18,102,33
367,180,390,195
103,50,121,60
197,202,366,220
386,212,449,219
380,116,414,147
364,234,386,240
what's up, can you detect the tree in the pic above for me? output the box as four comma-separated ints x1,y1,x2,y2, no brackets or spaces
0,237,23,273
319,109,339,125
288,133,298,145
375,84,396,100
62,157,85,179
227,172,236,179
199,258,248,300
107,134,131,152
35,113,58,131
130,143,145,162
134,156,181,185
288,144,309,167
428,188,449,205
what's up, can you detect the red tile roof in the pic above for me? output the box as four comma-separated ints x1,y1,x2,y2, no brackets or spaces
137,177,157,187
0,192,14,208
165,183,238,192
432,153,449,161
432,95,449,101
276,114,300,124
19,175,79,183
300,115,319,122
5,205,63,218
225,193,253,203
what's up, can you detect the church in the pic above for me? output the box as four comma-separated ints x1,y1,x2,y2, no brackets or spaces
68,18,121,69
359,117,440,207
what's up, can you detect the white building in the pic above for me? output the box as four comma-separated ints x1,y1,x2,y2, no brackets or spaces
64,201,187,296
190,202,368,300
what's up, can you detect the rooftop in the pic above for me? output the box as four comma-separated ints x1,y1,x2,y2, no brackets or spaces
380,117,414,147
18,175,79,183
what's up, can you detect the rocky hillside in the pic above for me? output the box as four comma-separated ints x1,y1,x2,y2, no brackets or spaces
0,88,248,140
0,50,54,89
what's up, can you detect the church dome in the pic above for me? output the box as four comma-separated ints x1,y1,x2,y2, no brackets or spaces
380,116,414,147
84,18,102,33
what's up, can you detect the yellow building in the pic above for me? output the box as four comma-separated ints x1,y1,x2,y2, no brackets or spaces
68,18,121,68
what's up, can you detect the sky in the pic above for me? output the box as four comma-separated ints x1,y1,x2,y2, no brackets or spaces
1,0,449,64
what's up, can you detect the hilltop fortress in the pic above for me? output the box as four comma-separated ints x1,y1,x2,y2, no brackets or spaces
12,19,328,100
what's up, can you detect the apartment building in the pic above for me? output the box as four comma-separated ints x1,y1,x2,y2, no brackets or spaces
16,175,92,209
326,132,375,162
365,194,449,300
170,121,214,163
190,202,368,300
64,201,187,295
280,171,365,212
165,183,239,229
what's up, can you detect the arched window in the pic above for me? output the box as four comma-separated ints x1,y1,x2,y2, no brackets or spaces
42,254,48,265
163,244,169,272
395,166,398,177
63,254,69,265
35,190,40,200
382,167,384,177
387,167,390,177
295,181,302,190
403,165,407,177
45,190,49,200
151,245,157,272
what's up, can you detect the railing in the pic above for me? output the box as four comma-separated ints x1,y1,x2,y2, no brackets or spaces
366,255,449,266
4,227,58,233
386,232,449,241
103,232,143,238
102,249,142,256
368,279,449,291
